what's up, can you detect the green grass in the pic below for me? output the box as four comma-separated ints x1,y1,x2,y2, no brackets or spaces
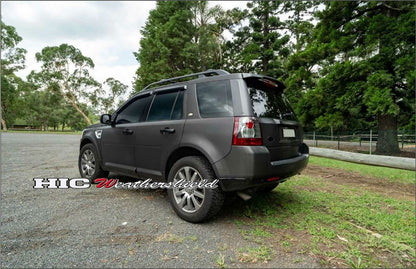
237,245,273,263
234,170,415,267
214,253,226,268
3,130,82,135
309,156,415,184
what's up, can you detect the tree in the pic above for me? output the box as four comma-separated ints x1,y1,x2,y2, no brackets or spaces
280,1,320,105
24,86,60,131
223,1,291,78
133,1,234,91
20,79,89,131
97,78,128,114
189,1,225,70
133,1,197,91
307,1,415,154
33,44,101,125
1,22,27,130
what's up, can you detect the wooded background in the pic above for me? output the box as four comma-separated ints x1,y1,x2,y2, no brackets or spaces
1,1,414,155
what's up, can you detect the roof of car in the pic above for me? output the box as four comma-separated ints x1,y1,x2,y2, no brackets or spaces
131,70,285,99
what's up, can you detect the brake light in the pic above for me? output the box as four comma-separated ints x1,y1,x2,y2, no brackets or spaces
232,117,262,146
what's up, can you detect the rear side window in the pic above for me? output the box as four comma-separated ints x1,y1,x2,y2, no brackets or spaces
171,91,184,120
115,96,151,124
246,78,297,121
196,80,233,118
147,91,178,121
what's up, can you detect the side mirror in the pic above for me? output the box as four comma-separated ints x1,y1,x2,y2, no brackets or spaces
100,114,112,124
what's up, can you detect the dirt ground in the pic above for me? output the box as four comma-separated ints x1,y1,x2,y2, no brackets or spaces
303,164,415,201
1,133,414,268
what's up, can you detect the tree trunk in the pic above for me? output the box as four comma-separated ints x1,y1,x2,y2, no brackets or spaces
1,117,7,131
71,101,92,125
374,6,400,156
63,84,92,125
376,113,400,155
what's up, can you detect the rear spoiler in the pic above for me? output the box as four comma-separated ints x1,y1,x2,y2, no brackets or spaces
242,73,286,92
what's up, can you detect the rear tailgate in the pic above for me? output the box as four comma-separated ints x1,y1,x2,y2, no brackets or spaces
243,75,303,161
260,118,302,161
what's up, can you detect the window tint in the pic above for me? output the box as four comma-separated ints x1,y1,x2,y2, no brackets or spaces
246,79,297,121
147,91,178,121
115,96,151,124
171,91,184,120
196,80,233,118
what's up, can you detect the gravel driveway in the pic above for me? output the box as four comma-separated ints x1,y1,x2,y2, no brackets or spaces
1,133,320,268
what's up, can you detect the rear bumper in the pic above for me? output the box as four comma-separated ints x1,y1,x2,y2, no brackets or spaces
213,145,309,191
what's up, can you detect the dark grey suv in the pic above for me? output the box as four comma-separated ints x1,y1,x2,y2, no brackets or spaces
78,70,309,222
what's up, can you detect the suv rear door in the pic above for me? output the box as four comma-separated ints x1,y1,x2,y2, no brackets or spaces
180,79,235,164
244,76,302,161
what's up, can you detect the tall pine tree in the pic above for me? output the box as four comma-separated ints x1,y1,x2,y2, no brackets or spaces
133,1,229,91
307,1,415,154
223,1,290,78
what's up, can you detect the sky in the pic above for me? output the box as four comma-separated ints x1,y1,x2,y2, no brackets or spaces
1,1,246,93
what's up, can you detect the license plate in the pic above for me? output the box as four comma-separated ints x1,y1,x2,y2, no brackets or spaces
283,128,295,138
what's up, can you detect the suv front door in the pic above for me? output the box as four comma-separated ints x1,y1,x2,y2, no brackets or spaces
101,94,152,176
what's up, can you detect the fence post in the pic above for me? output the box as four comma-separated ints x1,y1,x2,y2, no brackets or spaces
401,132,404,149
337,135,340,150
313,131,317,147
369,129,372,155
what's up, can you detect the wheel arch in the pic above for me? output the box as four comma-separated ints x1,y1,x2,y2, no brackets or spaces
80,137,94,150
164,146,215,180
79,136,104,167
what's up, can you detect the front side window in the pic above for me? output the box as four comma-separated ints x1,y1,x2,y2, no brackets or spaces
115,96,151,124
196,80,233,118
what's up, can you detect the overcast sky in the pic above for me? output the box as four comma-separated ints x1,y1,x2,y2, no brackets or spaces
1,1,246,93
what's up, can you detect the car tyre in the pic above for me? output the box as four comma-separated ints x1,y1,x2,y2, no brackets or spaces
78,143,109,183
167,156,224,223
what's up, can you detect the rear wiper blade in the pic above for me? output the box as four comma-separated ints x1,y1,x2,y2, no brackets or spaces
280,112,294,118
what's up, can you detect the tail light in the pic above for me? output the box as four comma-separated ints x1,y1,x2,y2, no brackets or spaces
232,117,262,146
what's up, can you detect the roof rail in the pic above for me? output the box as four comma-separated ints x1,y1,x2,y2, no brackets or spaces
142,69,230,91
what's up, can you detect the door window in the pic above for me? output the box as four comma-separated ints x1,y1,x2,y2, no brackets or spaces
171,91,184,120
147,90,183,121
115,96,151,124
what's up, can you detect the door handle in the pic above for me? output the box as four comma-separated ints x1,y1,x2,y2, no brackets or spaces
122,128,134,135
160,127,175,134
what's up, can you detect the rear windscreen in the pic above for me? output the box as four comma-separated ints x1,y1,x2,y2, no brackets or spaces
245,78,297,121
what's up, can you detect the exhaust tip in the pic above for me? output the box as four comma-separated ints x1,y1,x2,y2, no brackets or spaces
237,192,252,201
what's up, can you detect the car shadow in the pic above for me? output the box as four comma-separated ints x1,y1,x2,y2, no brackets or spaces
104,173,304,223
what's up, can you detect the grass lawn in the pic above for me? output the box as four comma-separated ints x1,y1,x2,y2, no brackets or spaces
231,156,415,268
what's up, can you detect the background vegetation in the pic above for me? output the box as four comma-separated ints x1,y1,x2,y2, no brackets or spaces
1,1,414,154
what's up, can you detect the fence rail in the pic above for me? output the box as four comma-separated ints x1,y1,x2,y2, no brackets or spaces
304,131,415,155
